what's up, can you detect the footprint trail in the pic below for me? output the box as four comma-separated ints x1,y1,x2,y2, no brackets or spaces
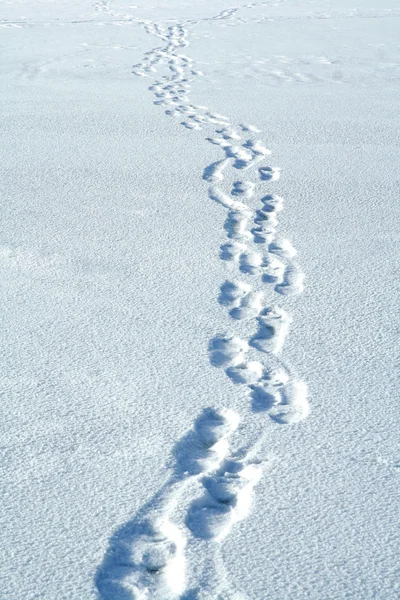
95,1,310,598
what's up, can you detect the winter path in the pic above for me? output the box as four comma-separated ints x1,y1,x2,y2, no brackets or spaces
94,2,310,598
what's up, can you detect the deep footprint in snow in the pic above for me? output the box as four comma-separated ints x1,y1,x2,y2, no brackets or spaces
220,241,247,262
229,290,263,321
175,407,241,475
231,180,255,198
269,238,297,260
243,139,271,156
251,207,279,244
250,367,289,412
269,380,310,424
96,517,186,600
262,254,286,284
203,158,230,183
240,123,261,133
224,145,254,169
250,306,291,354
261,194,284,213
186,459,262,541
224,210,252,241
218,279,251,306
194,407,240,447
239,251,264,275
275,264,305,296
226,360,264,385
259,166,281,182
209,335,249,368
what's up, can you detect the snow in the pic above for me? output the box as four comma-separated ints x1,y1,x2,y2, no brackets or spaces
1,0,399,599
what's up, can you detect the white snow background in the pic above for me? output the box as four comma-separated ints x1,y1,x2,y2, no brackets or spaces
1,0,399,599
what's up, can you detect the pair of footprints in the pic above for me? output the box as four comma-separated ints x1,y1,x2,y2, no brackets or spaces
219,281,290,353
122,409,261,596
222,241,303,297
209,336,309,424
208,135,277,173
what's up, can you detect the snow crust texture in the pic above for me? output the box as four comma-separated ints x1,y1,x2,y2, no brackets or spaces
92,2,310,598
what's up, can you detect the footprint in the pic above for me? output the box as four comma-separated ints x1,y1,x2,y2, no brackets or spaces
231,181,255,198
203,460,261,505
140,523,179,574
203,159,230,183
251,223,276,245
259,166,281,182
226,360,264,385
206,111,229,122
209,335,249,368
225,146,254,169
239,251,264,275
218,280,251,306
229,290,263,321
181,121,201,130
216,126,242,141
194,407,240,447
240,123,261,133
209,186,250,212
243,139,271,156
262,254,286,283
97,517,186,600
187,459,262,541
269,238,297,260
174,407,241,477
275,265,305,296
261,194,284,212
255,208,279,233
269,380,310,424
207,137,231,147
225,210,252,240
220,241,247,261
250,307,291,354
251,207,279,243
250,367,289,412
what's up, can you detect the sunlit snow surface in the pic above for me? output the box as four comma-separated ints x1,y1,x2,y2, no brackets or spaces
1,1,399,599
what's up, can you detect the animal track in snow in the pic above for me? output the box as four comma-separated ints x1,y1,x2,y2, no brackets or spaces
216,126,242,141
252,207,279,244
240,123,261,133
262,193,284,212
203,158,230,183
244,139,271,156
194,407,240,448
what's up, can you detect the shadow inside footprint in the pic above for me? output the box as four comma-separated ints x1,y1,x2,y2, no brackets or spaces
250,385,277,413
95,407,239,599
218,280,238,305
